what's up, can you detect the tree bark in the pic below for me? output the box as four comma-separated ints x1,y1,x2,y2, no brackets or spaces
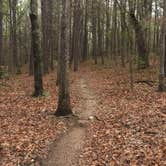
48,0,54,71
105,0,110,57
0,0,3,66
82,0,88,61
120,0,126,67
55,0,73,116
29,45,34,76
158,0,166,91
41,0,49,74
30,0,44,97
12,0,20,73
128,0,149,69
92,0,97,64
73,0,82,72
97,0,104,65
111,0,118,63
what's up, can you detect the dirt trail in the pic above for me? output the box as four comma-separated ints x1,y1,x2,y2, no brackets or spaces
42,78,97,166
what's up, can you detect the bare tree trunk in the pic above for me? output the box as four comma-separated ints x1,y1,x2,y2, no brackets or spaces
82,0,88,61
48,0,54,71
12,0,20,73
97,0,104,65
55,0,73,116
73,0,82,72
128,0,149,69
158,34,166,91
112,0,118,64
8,0,13,72
56,3,61,86
30,0,44,97
158,1,166,91
92,0,97,64
0,0,3,66
41,0,49,74
120,0,126,67
105,0,110,57
29,45,34,76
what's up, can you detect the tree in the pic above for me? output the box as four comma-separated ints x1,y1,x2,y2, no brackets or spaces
0,0,3,66
120,0,126,67
29,44,34,76
111,0,118,63
105,0,110,57
55,0,73,116
158,0,166,92
128,0,149,69
82,0,88,61
9,0,20,73
47,0,54,71
30,0,44,97
97,0,104,65
92,0,97,64
41,0,49,74
72,0,82,71
56,0,62,86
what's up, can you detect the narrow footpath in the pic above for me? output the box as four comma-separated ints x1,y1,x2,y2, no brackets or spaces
42,78,97,166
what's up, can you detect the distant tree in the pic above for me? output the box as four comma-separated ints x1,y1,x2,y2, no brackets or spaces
72,0,82,71
97,0,105,65
30,0,44,97
41,0,49,74
55,0,73,116
120,0,126,67
47,0,54,71
92,0,97,64
128,0,149,69
9,0,21,73
111,0,118,63
82,0,88,61
105,0,110,58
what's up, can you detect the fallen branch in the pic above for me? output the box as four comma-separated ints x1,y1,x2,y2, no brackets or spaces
134,80,155,87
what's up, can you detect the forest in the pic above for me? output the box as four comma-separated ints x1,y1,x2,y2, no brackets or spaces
0,0,166,165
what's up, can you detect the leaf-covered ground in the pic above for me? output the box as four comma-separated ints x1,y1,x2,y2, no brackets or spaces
0,64,166,166
0,72,79,166
78,65,166,166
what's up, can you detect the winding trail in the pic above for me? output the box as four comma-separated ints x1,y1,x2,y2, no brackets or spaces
42,78,97,166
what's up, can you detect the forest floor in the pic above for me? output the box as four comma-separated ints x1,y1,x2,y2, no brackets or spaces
0,63,166,166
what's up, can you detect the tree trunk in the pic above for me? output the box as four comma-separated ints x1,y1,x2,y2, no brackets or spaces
82,0,88,61
105,0,110,57
30,0,44,97
158,0,166,91
97,1,104,65
41,0,49,74
158,34,166,91
56,5,61,86
55,0,73,116
120,0,126,67
29,45,34,75
48,0,54,71
128,0,149,69
112,0,118,63
92,0,97,64
0,0,3,66
73,0,82,72
12,0,20,73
